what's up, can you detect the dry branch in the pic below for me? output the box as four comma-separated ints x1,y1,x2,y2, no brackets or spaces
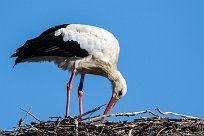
74,104,106,120
88,109,159,122
20,108,42,122
14,107,32,136
156,107,199,119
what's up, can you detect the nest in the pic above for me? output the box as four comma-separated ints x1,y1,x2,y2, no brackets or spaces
1,106,204,136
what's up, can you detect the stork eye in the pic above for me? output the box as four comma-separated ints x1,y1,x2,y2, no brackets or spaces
118,90,123,96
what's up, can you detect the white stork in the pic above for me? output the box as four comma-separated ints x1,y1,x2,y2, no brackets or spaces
11,24,127,122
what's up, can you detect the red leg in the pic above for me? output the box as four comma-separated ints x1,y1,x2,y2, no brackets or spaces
78,90,83,116
78,74,85,120
65,69,77,118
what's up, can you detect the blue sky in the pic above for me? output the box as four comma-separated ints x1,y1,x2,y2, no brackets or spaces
1,0,203,129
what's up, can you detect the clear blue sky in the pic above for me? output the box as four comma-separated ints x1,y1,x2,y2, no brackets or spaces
1,0,203,129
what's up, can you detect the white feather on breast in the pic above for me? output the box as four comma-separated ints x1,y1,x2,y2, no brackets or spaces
54,24,120,65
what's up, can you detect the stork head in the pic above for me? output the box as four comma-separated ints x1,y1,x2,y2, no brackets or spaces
112,71,127,99
101,70,127,122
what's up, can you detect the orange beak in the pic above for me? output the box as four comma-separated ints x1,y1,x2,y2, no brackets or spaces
101,97,118,122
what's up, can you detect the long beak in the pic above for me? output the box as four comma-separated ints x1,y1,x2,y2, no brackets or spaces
101,97,118,122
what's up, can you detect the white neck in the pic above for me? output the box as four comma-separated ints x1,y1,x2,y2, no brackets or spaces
107,69,127,93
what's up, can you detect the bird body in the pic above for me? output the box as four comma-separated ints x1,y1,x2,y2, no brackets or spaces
13,24,119,71
11,24,127,121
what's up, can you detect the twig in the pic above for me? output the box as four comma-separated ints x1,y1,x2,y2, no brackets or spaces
49,116,62,119
83,114,100,121
88,110,159,123
74,119,78,136
74,104,106,120
15,107,32,136
112,124,137,130
156,127,167,136
98,125,105,136
20,107,42,122
128,129,133,136
156,107,199,119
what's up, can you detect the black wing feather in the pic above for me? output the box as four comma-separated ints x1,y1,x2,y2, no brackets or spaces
11,24,89,67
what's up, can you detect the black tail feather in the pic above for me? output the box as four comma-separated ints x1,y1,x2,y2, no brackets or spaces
12,62,17,68
10,53,17,58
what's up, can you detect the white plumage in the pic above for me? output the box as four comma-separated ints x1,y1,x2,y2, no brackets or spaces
54,24,119,70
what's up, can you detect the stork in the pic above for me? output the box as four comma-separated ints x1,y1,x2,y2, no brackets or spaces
11,24,127,122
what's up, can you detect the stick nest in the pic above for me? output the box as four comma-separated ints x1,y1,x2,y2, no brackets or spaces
1,106,204,136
